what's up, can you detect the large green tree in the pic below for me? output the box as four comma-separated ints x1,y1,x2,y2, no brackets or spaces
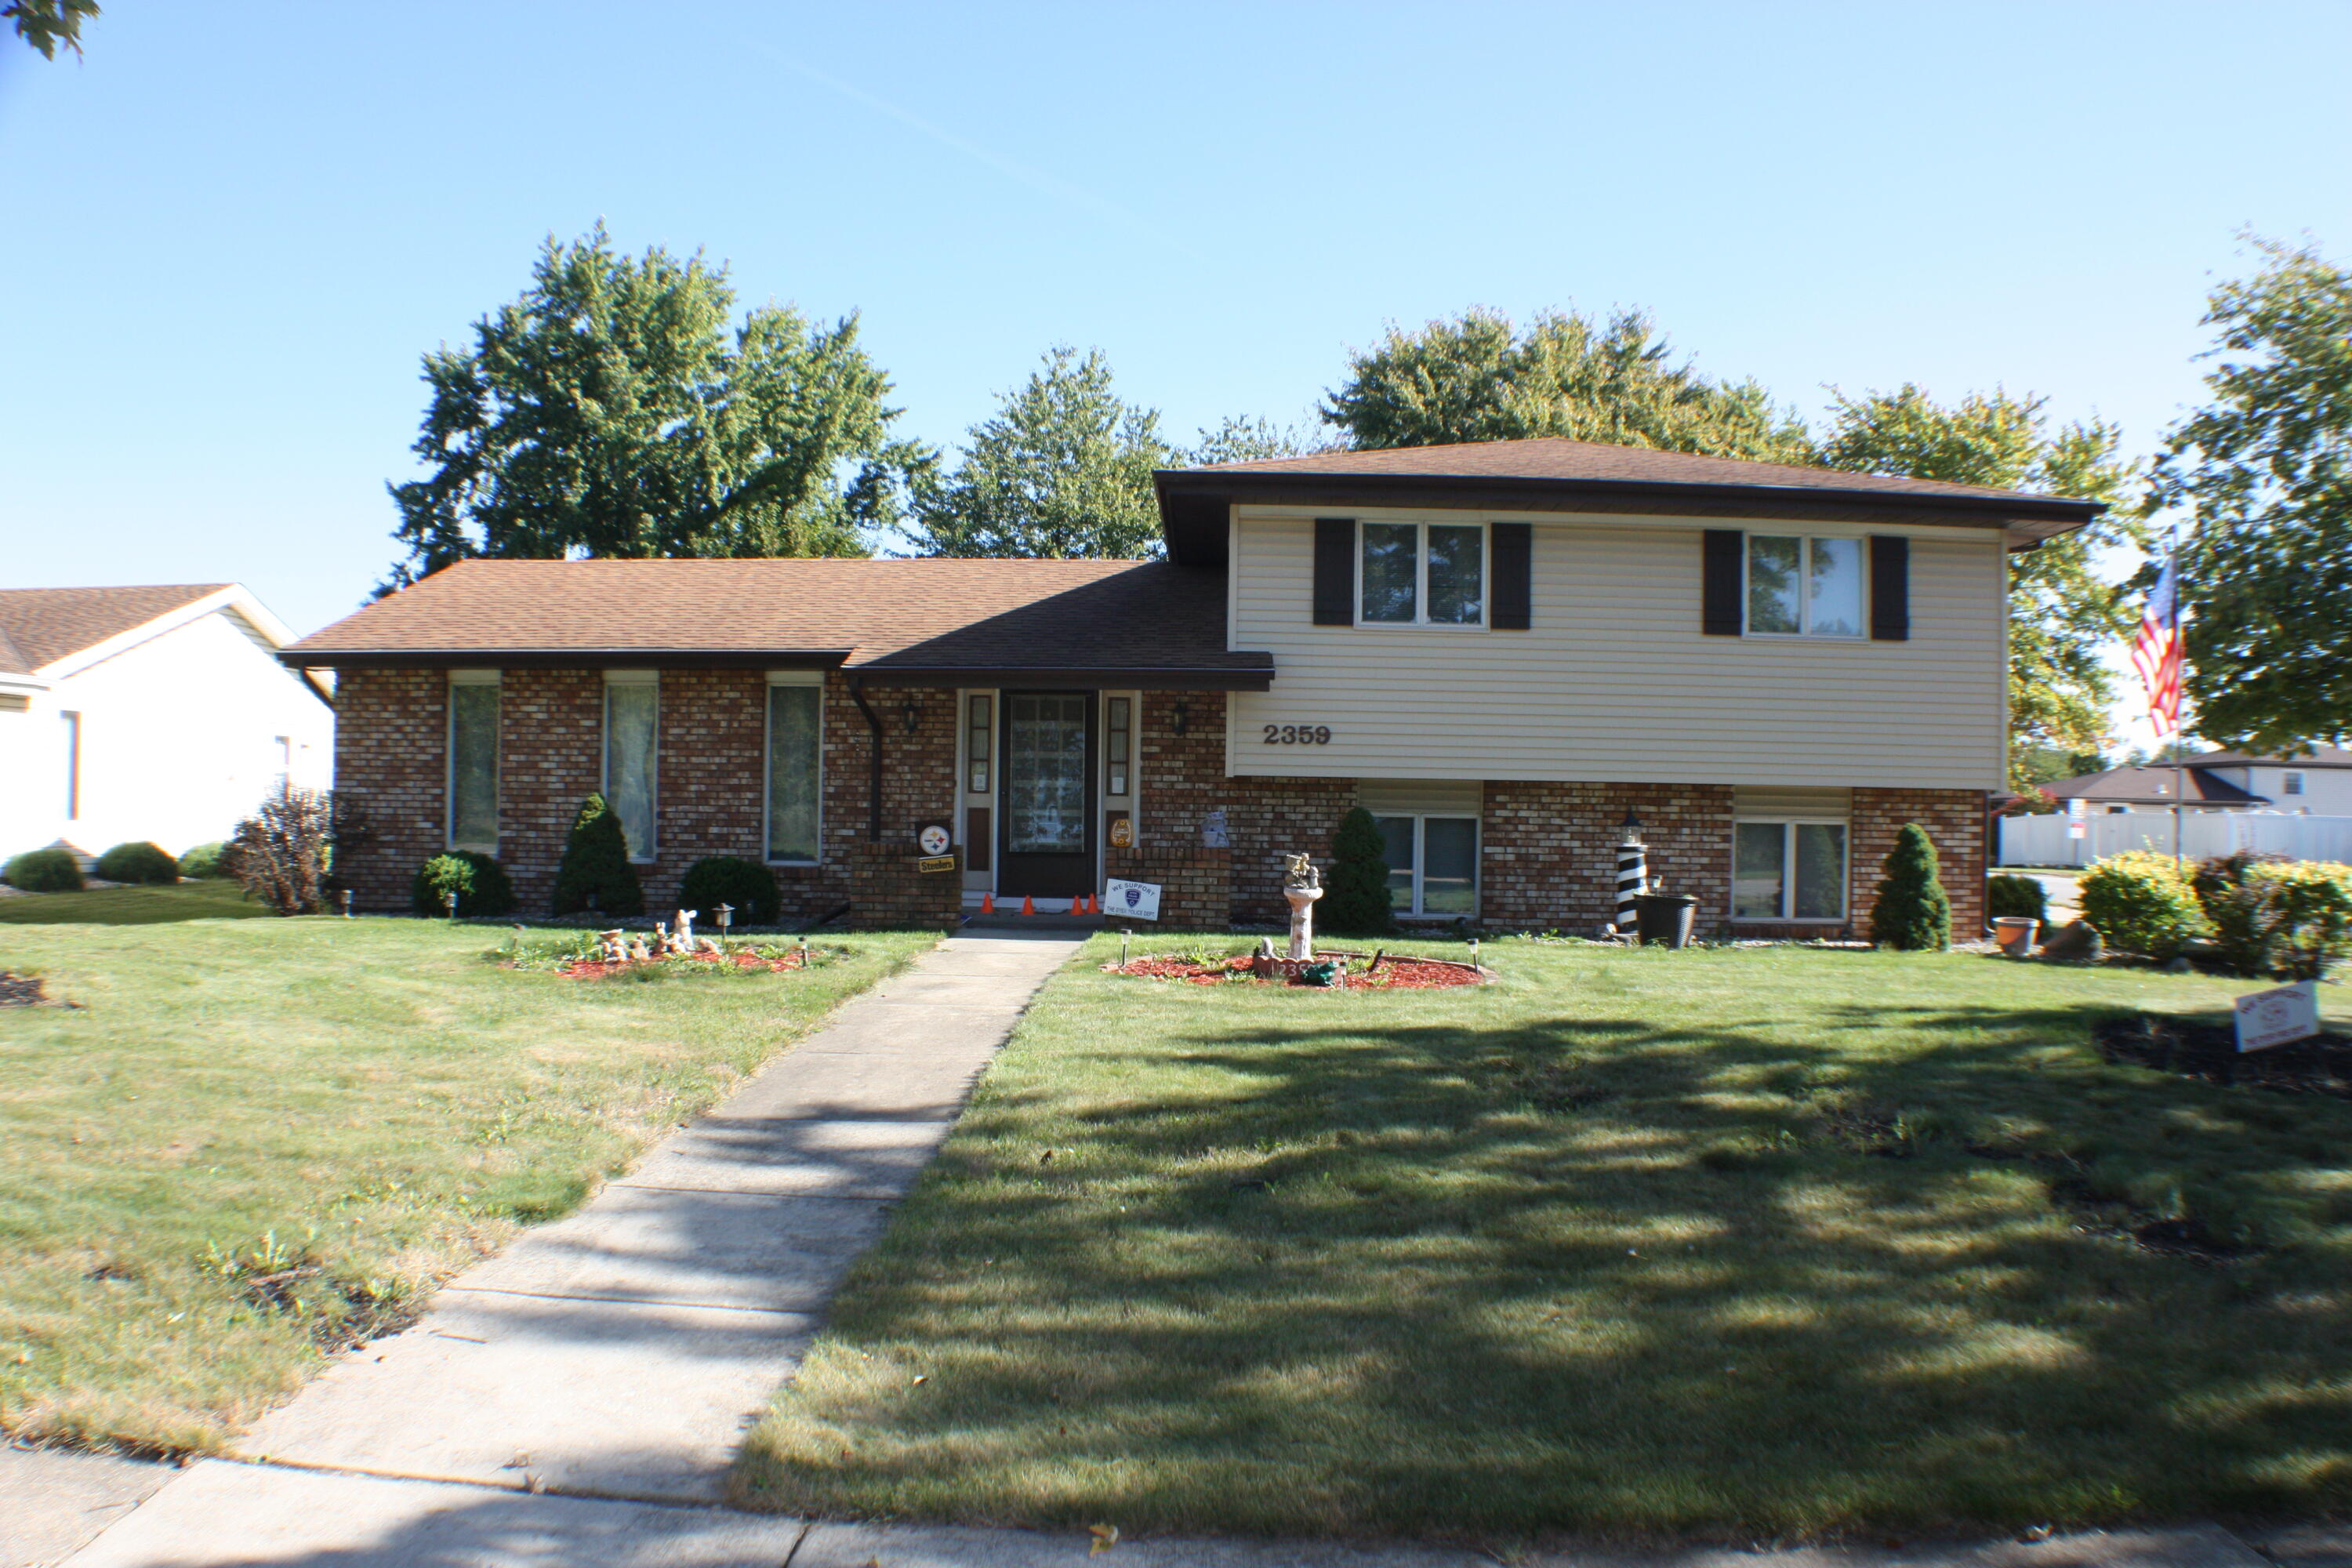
1816,385,2143,780
383,226,911,589
2151,238,2352,752
1319,306,1811,461
908,347,1171,558
6,0,96,57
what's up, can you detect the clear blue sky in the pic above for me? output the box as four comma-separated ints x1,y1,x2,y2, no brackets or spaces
2,1,2347,644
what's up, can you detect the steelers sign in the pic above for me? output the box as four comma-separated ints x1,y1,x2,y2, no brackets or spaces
917,822,953,857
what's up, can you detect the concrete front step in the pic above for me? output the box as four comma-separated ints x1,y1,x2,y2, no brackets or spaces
960,911,1104,931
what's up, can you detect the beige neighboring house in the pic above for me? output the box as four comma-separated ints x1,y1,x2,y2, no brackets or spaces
0,584,334,869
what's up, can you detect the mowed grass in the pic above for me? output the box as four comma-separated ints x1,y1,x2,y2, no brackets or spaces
0,880,268,924
740,936,2352,1541
0,899,935,1456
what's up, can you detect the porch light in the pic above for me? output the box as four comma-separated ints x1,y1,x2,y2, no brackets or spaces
900,699,919,736
1173,701,1191,736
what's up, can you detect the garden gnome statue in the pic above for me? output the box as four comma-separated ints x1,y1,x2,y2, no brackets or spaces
1281,851,1323,961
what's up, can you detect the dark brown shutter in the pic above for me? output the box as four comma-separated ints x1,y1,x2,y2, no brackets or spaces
1702,529,1744,635
1312,518,1354,626
1490,522,1531,630
1870,535,1910,641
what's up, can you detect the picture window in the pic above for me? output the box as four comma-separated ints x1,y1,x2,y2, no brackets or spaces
1733,819,1847,920
1373,814,1479,916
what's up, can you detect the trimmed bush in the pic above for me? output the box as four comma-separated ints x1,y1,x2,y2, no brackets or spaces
551,793,643,917
1870,822,1951,951
230,782,358,915
179,840,234,878
2,847,83,892
2078,851,2206,960
96,840,180,885
2194,851,2352,979
678,856,780,927
1986,873,2049,924
412,851,517,918
1321,807,1396,936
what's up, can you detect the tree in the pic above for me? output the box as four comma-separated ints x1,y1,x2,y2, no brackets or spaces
1319,306,1811,461
230,782,365,916
1322,808,1395,936
2151,237,2352,752
1816,384,2143,783
1869,822,1952,951
908,347,1169,558
1186,415,1313,466
6,0,96,58
551,794,643,917
383,225,913,590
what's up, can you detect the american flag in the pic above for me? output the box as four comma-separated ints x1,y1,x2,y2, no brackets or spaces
2130,550,2183,737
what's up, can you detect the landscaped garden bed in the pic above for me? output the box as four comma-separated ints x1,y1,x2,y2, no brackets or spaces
1108,949,1486,989
0,897,934,1457
740,934,2352,1541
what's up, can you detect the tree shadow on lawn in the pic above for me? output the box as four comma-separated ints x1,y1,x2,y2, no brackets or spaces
743,992,2352,1539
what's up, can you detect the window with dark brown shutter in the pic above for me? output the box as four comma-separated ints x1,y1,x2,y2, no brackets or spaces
1702,530,1744,635
1490,522,1531,630
1312,518,1354,626
1869,535,1910,641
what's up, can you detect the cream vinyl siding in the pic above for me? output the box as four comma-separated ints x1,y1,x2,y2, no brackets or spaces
1228,509,2006,789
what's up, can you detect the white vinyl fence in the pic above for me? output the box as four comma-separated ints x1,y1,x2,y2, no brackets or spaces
1999,810,2352,869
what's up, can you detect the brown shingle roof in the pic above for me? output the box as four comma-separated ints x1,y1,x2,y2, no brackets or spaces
2187,746,2352,771
0,584,229,673
2044,768,2270,807
281,558,1272,688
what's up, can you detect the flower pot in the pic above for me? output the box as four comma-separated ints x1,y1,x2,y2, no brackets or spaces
1993,916,2039,957
1635,893,1698,949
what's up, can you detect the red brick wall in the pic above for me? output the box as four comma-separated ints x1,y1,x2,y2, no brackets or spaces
1851,787,1988,941
1105,691,1231,929
331,668,445,913
497,670,603,913
1225,775,1362,925
1480,782,1736,936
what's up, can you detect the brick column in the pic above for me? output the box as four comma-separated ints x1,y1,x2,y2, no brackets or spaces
1851,787,1988,940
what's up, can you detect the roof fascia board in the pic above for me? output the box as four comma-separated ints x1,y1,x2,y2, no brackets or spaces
275,649,854,671
849,666,1274,691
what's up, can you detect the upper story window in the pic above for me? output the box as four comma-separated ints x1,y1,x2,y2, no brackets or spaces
2285,771,2307,796
447,672,499,852
1360,521,1484,626
1747,535,1863,637
603,672,659,862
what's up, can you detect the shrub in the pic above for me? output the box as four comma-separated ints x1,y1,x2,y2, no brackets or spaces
1986,873,2049,924
2078,851,2206,960
1321,807,1395,936
1870,822,1951,951
2194,851,2352,979
412,851,517,918
551,793,643,917
678,856,780,927
230,782,364,916
178,840,234,878
95,840,180,885
2,847,83,892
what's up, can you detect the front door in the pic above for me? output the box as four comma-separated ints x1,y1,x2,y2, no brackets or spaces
998,691,1095,898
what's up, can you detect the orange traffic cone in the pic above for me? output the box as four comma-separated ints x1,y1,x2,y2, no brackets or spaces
980,891,994,914
1082,894,1097,914
1021,895,1036,916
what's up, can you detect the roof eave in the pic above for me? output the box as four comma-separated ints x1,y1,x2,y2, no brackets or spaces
277,648,855,671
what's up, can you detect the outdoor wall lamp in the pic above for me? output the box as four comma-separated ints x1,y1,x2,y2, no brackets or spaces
1173,701,1191,736
900,699,919,736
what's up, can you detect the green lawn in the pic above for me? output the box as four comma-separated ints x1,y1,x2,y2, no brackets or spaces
0,898,935,1456
0,880,267,924
739,936,2352,1541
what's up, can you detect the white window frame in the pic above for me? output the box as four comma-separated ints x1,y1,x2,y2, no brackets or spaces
1730,816,1849,922
602,670,660,865
445,670,500,854
61,710,81,820
764,670,825,866
1743,535,1866,640
1354,521,1490,630
1372,811,1481,919
2284,771,2307,797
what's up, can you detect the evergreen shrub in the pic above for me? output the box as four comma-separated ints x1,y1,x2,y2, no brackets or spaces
412,851,517,918
1986,873,2049,924
179,840,234,878
551,794,643,917
1870,822,1952,951
2078,851,2206,960
679,856,780,927
3,847,83,892
96,841,180,885
1321,807,1395,936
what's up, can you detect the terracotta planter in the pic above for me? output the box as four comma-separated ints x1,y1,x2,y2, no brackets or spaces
1994,916,2039,957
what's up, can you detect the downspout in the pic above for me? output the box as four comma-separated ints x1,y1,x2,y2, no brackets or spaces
849,677,884,842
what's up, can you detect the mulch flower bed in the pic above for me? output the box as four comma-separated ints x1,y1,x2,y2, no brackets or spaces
2097,1012,2352,1097
1108,953,1487,989
0,971,49,1007
557,948,812,980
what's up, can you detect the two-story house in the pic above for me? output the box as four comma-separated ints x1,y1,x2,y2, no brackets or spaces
282,438,2103,935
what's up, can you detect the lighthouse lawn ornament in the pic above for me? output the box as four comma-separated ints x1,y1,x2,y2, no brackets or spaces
1614,813,1646,940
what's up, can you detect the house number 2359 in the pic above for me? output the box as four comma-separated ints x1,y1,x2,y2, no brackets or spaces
1263,724,1332,745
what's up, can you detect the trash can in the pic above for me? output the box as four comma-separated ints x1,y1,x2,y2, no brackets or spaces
1635,893,1698,949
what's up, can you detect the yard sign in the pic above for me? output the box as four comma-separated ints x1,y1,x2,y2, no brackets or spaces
2234,980,2321,1052
1105,878,1162,921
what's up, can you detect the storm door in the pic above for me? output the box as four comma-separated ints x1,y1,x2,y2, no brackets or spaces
998,691,1096,898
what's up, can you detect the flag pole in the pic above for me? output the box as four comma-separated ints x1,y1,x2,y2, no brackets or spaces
2170,526,2185,862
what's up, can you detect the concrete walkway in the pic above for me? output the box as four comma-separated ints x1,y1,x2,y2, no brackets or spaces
56,929,1086,1566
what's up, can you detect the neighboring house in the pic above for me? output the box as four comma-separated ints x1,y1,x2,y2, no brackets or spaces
281,437,2105,935
2045,749,2352,816
0,585,334,866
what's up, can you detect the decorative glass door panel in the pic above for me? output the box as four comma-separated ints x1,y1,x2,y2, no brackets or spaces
999,692,1096,896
